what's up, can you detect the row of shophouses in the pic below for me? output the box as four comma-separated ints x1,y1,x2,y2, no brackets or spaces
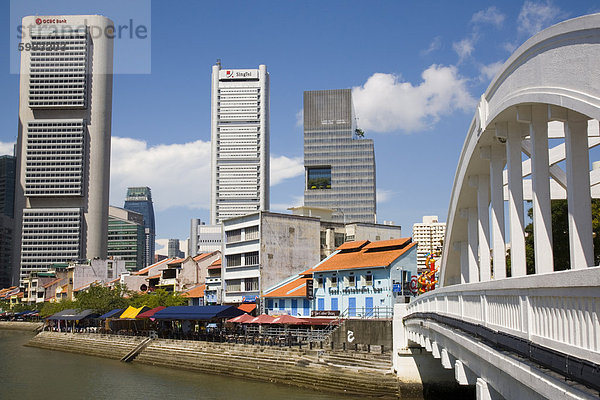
2,211,419,317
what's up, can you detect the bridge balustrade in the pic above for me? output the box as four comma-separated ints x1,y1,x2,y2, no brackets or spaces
406,267,600,365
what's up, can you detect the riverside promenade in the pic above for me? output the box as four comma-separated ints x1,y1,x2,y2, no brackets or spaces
24,330,471,399
0,321,42,331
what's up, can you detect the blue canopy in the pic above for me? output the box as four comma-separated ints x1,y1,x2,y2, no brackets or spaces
153,306,244,320
98,308,125,319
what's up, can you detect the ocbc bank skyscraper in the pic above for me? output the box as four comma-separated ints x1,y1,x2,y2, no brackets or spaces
13,15,114,284
210,64,270,225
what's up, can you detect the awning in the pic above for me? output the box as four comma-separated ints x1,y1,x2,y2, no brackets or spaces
98,308,125,319
120,306,151,319
238,303,256,313
47,309,99,321
136,306,166,319
153,306,245,320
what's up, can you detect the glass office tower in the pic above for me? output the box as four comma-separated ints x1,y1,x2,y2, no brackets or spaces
303,89,376,223
124,187,155,267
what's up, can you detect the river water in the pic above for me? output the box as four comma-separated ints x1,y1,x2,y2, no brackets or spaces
0,329,361,399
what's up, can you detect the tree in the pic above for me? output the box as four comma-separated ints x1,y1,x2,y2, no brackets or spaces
40,299,76,317
128,289,187,308
75,283,129,314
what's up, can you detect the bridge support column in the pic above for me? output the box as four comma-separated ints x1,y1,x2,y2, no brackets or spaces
454,241,469,284
431,341,441,359
476,378,503,400
497,122,526,276
467,208,479,282
488,145,506,279
565,110,594,269
518,105,553,273
471,174,491,281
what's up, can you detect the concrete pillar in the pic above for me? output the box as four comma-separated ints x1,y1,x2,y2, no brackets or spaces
441,348,453,369
468,207,479,282
472,174,491,281
519,105,553,273
431,341,441,359
454,239,469,284
487,145,507,279
498,121,526,276
425,337,432,352
455,360,477,385
565,111,594,269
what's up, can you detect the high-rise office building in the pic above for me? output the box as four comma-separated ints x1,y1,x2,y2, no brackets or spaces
412,216,446,271
123,187,155,267
14,15,114,284
108,206,145,271
303,89,376,223
0,155,16,288
210,63,270,225
167,239,184,258
189,218,222,256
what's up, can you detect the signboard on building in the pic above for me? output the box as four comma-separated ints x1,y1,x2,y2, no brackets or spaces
311,310,340,317
305,278,314,300
219,69,259,80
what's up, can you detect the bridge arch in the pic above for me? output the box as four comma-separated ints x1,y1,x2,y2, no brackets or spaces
441,13,600,286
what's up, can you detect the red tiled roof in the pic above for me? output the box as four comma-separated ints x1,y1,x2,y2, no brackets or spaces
192,251,218,262
135,258,173,275
238,303,257,313
306,238,417,273
336,240,369,251
147,274,161,280
167,257,186,266
362,238,411,250
182,284,205,298
208,258,221,270
263,276,309,298
42,278,63,288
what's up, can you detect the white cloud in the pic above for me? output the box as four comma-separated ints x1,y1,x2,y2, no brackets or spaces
352,65,476,133
517,1,563,36
295,109,304,127
271,195,304,213
471,6,506,28
0,141,15,156
479,60,504,81
420,36,441,56
111,137,212,211
452,37,475,63
502,41,518,53
377,189,393,204
270,155,304,186
111,136,302,212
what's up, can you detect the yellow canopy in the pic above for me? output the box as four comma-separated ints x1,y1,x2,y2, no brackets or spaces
119,305,146,319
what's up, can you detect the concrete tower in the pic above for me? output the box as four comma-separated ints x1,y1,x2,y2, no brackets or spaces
14,15,114,284
210,63,270,225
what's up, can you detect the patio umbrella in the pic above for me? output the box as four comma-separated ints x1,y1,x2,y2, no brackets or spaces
270,315,308,325
246,314,275,324
226,313,254,323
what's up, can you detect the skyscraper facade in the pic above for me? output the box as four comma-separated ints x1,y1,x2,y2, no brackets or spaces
303,89,376,223
123,186,155,268
210,63,270,225
14,15,114,284
108,206,145,271
412,216,446,272
189,218,222,256
0,155,16,287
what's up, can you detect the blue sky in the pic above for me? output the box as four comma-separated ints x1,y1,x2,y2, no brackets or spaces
1,0,599,251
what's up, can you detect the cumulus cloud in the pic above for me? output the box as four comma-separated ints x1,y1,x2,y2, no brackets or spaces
453,37,476,63
471,6,506,28
420,36,441,56
111,137,303,212
479,60,505,81
352,65,476,133
502,41,518,53
295,109,304,127
517,1,564,36
0,141,15,156
111,137,212,211
270,155,304,185
377,189,393,204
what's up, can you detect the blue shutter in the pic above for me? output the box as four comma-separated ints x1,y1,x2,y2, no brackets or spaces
291,299,298,315
348,297,356,317
303,299,310,316
318,298,325,311
331,298,338,311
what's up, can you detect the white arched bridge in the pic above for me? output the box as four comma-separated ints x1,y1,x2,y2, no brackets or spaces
396,14,600,400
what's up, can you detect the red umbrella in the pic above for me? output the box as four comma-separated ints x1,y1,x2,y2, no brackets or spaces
246,314,275,324
270,315,308,325
226,313,254,323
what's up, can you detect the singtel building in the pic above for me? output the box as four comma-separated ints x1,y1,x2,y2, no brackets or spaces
210,63,270,225
14,15,114,284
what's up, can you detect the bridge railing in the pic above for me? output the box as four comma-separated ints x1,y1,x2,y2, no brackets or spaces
406,266,600,365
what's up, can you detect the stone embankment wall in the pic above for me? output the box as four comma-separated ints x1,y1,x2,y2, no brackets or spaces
27,332,409,398
0,321,43,331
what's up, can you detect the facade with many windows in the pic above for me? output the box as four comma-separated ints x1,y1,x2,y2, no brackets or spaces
222,211,320,306
107,206,145,271
303,89,376,223
14,15,114,284
210,63,270,224
123,187,156,268
412,215,446,271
